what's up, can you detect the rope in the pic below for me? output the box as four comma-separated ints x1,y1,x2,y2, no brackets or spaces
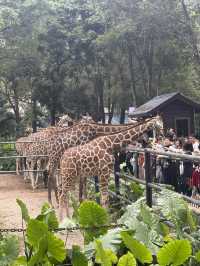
0,223,125,233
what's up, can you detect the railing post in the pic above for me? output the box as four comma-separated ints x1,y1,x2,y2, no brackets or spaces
114,153,120,195
135,152,139,179
145,150,152,207
94,176,100,204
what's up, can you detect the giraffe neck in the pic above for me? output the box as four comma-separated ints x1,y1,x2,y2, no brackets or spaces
104,121,153,151
92,123,137,135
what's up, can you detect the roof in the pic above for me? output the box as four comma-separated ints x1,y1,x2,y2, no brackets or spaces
131,92,200,117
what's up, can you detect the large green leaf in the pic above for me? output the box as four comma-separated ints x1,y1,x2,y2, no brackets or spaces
27,219,48,246
78,201,109,243
40,202,59,230
157,239,192,266
195,250,200,262
47,232,66,262
95,240,117,266
72,245,88,266
16,198,30,223
28,236,48,266
12,256,27,266
121,232,152,264
117,252,136,266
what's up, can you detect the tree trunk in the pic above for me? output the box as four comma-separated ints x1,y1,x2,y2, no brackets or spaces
13,87,21,137
181,0,200,66
50,107,56,126
127,44,137,106
147,35,154,98
95,74,105,123
120,108,126,124
99,91,105,123
108,101,115,124
32,98,37,133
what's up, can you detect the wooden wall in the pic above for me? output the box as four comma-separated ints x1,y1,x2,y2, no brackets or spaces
156,99,194,135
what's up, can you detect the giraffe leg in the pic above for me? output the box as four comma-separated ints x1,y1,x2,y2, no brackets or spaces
48,164,58,206
30,159,37,190
99,174,109,208
59,192,70,220
52,175,59,206
16,158,20,175
35,159,42,188
48,165,54,205
24,159,31,181
79,176,87,202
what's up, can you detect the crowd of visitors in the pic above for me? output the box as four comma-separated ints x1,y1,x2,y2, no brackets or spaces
119,128,200,197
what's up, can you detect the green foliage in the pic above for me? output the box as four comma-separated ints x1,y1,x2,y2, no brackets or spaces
39,203,59,230
12,256,27,266
16,198,30,223
117,252,136,266
0,235,19,266
15,199,66,265
78,200,109,243
195,250,200,262
4,197,200,266
130,182,144,200
157,239,192,266
121,232,153,264
95,240,118,266
72,245,88,266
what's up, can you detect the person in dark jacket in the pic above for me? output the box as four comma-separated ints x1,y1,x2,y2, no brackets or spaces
162,138,179,191
180,142,193,196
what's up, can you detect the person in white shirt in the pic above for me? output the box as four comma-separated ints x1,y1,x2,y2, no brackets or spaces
191,136,200,153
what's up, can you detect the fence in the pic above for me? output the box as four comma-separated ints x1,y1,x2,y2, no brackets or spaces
113,147,200,210
0,141,200,208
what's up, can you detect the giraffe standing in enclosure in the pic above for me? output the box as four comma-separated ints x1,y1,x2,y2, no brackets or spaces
15,115,74,186
58,116,163,218
46,121,141,204
23,115,96,188
15,127,33,176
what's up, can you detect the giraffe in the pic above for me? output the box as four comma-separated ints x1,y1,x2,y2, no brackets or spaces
16,136,30,176
24,126,66,189
57,114,74,127
15,127,33,176
45,121,142,204
58,116,163,218
15,115,75,185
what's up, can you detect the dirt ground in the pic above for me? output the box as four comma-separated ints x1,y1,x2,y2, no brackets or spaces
0,174,83,249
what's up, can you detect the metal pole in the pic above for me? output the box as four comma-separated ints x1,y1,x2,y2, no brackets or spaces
94,176,100,204
114,152,120,195
145,150,152,207
135,152,139,179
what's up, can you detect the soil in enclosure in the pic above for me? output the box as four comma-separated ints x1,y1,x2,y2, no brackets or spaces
0,174,83,249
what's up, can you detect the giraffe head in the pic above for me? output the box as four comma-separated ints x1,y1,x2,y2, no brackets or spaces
146,115,163,131
24,127,33,136
57,114,74,127
142,115,163,143
79,115,95,124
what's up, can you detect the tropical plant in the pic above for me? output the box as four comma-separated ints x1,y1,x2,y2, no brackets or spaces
0,234,19,266
14,199,66,265
3,196,200,265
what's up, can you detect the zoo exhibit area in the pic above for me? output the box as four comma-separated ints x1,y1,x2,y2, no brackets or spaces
1,167,200,265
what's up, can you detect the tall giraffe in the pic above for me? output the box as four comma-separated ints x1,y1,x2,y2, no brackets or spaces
58,116,163,218
46,121,141,204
